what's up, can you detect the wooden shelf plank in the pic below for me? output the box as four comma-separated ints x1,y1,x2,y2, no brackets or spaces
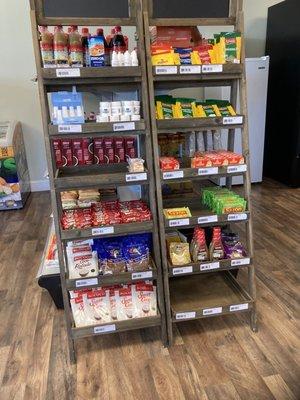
149,17,236,27
48,120,146,135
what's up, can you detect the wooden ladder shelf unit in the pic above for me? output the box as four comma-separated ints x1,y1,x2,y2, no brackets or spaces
143,0,257,344
29,0,167,362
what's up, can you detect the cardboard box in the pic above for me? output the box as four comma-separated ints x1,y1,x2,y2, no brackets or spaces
150,26,202,48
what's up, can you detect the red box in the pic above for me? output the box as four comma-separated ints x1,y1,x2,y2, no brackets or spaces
82,138,94,166
72,139,84,166
52,139,63,168
93,138,105,164
61,139,73,167
114,137,125,163
103,138,115,164
150,26,202,48
124,137,136,160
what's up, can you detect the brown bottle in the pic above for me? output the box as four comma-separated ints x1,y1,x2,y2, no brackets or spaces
39,26,54,68
54,25,69,66
209,227,225,261
69,25,83,67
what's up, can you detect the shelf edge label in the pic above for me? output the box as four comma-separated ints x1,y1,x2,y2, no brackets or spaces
172,266,193,275
198,167,219,176
94,324,116,334
230,303,249,312
176,312,196,320
75,278,98,288
163,170,184,180
169,218,190,227
113,122,135,132
56,68,81,78
203,307,222,316
126,172,147,182
227,213,247,222
198,215,218,224
58,124,82,133
202,64,223,73
223,116,244,125
132,271,153,280
179,65,201,74
200,262,220,272
227,164,247,174
92,226,114,236
231,258,250,267
155,66,177,75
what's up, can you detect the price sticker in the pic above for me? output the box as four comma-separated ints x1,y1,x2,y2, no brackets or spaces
203,307,222,316
155,66,177,75
202,64,223,73
223,116,244,125
113,122,135,132
230,303,249,312
163,170,184,180
231,258,250,267
169,218,190,227
227,213,247,222
75,278,98,288
172,266,193,276
176,312,196,320
94,324,116,334
198,167,219,176
179,65,201,74
58,125,82,133
227,165,247,174
198,215,218,224
132,271,153,280
200,262,220,272
92,227,114,236
126,173,147,182
56,68,81,78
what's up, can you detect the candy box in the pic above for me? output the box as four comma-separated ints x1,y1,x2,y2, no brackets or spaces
163,207,192,219
93,138,105,164
114,137,125,163
124,137,136,160
103,138,115,164
72,139,84,166
61,139,73,167
82,138,93,166
52,139,63,168
160,157,180,171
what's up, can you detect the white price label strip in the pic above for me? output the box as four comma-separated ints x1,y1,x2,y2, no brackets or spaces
169,218,190,227
198,167,219,176
202,64,223,73
227,213,247,222
203,307,222,316
179,65,201,74
172,266,193,276
231,258,250,267
56,68,81,78
176,312,196,320
155,66,177,75
75,278,98,288
163,170,184,180
227,165,247,173
198,215,218,224
200,262,220,272
223,116,244,125
230,303,249,312
132,271,153,280
58,125,82,133
113,122,135,132
92,227,114,236
126,173,147,182
94,324,116,334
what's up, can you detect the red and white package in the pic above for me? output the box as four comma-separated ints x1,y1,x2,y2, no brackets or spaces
114,137,125,163
67,250,99,279
52,139,63,168
116,286,134,320
82,138,94,166
93,138,105,164
133,283,157,318
72,138,84,166
124,137,136,160
83,289,111,324
70,297,91,327
107,286,118,321
159,157,180,171
103,138,115,164
61,139,73,167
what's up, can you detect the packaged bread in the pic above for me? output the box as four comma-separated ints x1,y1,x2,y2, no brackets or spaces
169,242,191,266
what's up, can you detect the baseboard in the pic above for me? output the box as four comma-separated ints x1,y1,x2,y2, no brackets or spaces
30,179,50,192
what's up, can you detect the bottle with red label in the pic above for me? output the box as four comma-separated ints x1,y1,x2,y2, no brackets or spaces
39,26,54,68
81,28,90,67
109,26,126,54
53,25,69,66
209,227,225,261
96,28,110,66
69,25,83,67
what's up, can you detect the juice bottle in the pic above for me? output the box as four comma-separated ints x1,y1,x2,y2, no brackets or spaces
209,227,225,260
54,25,69,66
39,26,54,68
96,28,110,66
81,28,90,67
110,26,126,54
69,25,83,67
107,28,115,53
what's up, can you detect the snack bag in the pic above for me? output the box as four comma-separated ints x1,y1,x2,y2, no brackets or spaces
116,286,134,320
70,297,91,327
123,237,150,272
163,207,192,219
133,283,157,318
175,98,197,119
67,248,99,279
155,96,176,120
169,242,191,266
83,289,111,324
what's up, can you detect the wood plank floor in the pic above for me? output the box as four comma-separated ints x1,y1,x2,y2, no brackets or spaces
0,179,299,400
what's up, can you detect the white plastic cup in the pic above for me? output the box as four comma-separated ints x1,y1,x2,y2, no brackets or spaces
131,114,141,121
111,106,122,116
123,105,134,115
97,115,109,123
120,115,130,121
110,115,120,122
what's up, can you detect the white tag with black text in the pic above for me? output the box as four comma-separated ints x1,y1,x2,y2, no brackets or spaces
200,262,220,271
169,218,190,227
230,303,249,312
198,167,219,176
172,266,193,275
56,68,80,78
176,312,196,320
179,65,201,74
198,215,218,224
231,258,250,266
132,271,153,280
155,66,177,75
203,307,222,316
163,170,184,180
227,213,247,221
94,324,116,334
223,116,244,125
202,64,223,73
58,124,82,133
92,227,114,236
227,165,247,173
113,122,135,132
75,278,98,288
126,173,147,182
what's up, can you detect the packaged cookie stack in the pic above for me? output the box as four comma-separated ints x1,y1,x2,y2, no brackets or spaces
202,187,247,215
67,240,99,279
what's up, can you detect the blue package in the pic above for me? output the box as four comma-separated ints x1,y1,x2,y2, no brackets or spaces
88,36,105,67
51,90,85,125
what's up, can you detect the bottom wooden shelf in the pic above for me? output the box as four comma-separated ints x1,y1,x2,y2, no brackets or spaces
170,272,253,322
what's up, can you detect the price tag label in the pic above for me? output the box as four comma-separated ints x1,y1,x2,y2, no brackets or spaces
198,167,219,176
227,165,247,174
126,173,147,182
58,125,82,133
94,324,116,334
172,266,193,276
203,307,222,316
200,262,220,272
230,303,249,312
231,258,250,267
169,218,190,227
56,68,81,78
202,64,223,73
155,66,178,75
227,213,247,222
113,122,135,132
179,65,201,74
198,215,218,224
75,278,98,288
163,170,184,180
92,227,114,236
223,116,244,125
176,312,196,320
132,271,153,280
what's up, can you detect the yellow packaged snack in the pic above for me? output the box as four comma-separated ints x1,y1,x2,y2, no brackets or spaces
169,243,191,266
164,207,192,219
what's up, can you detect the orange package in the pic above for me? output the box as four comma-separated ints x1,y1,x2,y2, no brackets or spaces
160,157,180,171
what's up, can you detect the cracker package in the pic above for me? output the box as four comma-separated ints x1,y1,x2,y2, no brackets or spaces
133,283,157,318
83,289,111,324
169,242,191,266
164,207,192,219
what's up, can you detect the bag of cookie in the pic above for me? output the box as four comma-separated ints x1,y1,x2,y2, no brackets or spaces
116,286,135,321
133,283,157,318
83,289,111,324
123,237,150,272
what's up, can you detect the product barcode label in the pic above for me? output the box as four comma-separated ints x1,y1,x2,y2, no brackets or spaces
202,64,223,73
75,278,98,288
176,312,196,320
113,122,135,132
58,124,82,133
200,262,220,271
231,258,250,267
56,68,81,78
163,170,184,180
155,66,178,75
230,303,249,312
132,271,153,280
227,213,247,222
92,227,114,236
94,324,116,334
223,116,244,125
126,173,147,182
169,218,190,227
198,167,219,176
227,164,247,173
203,307,222,316
179,65,201,74
172,266,193,275
198,215,218,224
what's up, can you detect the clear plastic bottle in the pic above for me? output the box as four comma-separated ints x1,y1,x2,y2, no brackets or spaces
39,26,54,68
96,28,110,66
69,25,83,67
110,26,126,54
81,28,90,67
53,25,69,66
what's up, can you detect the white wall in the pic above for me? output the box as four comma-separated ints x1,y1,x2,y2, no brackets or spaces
0,0,284,191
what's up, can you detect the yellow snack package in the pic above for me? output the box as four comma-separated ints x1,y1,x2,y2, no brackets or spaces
164,207,192,219
169,243,191,266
